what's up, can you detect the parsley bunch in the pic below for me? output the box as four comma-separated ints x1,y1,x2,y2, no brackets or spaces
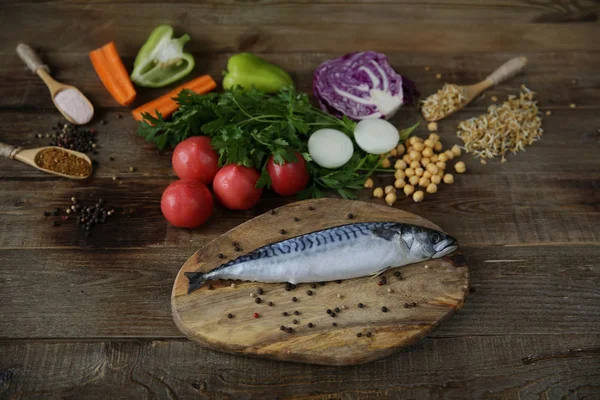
138,87,416,199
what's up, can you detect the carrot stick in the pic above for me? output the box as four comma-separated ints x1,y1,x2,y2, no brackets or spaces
132,75,217,121
89,42,136,106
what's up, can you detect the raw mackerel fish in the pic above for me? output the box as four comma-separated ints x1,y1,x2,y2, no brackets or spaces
185,222,457,294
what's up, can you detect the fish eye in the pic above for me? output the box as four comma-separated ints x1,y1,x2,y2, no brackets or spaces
431,233,441,243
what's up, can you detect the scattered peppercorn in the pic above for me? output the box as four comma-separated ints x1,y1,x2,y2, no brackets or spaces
310,283,317,289
218,253,225,259
306,290,313,296
404,303,409,308
293,217,300,222
308,323,314,328
257,288,263,295
294,311,300,315
330,312,336,317
279,229,286,235
334,307,340,313
287,327,293,333
347,213,354,219
393,271,401,277
292,319,298,324
356,332,362,337
358,303,364,308
268,301,274,306
280,325,285,331
48,122,98,154
332,322,337,327
283,312,288,316
207,284,213,290
366,332,372,337
253,312,259,318
327,309,332,314
411,302,417,307
381,306,388,312
308,206,315,210
255,298,262,304
234,246,241,252
227,313,233,319
292,297,297,302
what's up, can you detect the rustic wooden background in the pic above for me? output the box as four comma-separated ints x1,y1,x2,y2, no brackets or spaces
1,0,599,398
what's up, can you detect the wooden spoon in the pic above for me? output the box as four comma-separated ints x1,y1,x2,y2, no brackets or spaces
16,43,94,125
0,142,92,180
423,56,528,121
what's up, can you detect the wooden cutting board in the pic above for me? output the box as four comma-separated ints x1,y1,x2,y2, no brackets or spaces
172,198,469,366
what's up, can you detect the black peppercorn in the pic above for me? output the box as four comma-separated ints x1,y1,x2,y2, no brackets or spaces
326,309,332,314
287,327,293,333
294,311,300,315
310,283,317,289
294,217,300,222
358,303,364,308
381,306,388,312
366,332,372,337
257,288,264,295
306,290,313,296
280,325,285,331
332,322,337,327
268,302,274,306
393,271,401,277
218,253,225,259
293,319,298,324
292,297,297,302
308,323,314,328
234,246,241,252
330,312,336,317
280,229,286,235
334,307,340,313
356,332,362,337
347,213,354,219
227,313,233,319
404,303,409,308
411,302,417,307
283,312,288,316
255,298,261,304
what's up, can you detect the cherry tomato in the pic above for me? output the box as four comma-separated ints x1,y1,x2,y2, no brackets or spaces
213,164,262,210
161,180,213,228
172,136,219,185
266,151,309,196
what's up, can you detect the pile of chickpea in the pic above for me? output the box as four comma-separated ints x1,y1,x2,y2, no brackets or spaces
365,129,467,206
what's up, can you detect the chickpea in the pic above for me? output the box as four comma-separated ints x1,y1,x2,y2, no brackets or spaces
396,144,406,156
409,150,421,161
426,183,438,194
421,157,430,167
431,174,441,185
412,191,424,203
426,163,439,174
395,160,407,170
373,187,384,198
451,145,462,157
394,179,406,189
364,177,374,188
427,121,438,132
408,136,422,146
424,139,435,148
454,161,466,173
423,171,432,179
418,177,430,187
443,174,454,184
438,153,448,162
385,192,397,206
444,150,454,160
436,161,447,170
394,169,405,180
413,142,425,152
403,184,415,196
405,167,415,177
434,141,443,152
423,147,434,158
437,169,445,177
385,185,396,195
402,154,412,164
381,158,391,168
409,175,419,186
428,133,440,142
430,154,439,163
389,148,398,157
415,167,424,177
408,160,419,169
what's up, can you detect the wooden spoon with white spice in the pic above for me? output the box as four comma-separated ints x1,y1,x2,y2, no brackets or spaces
423,56,528,122
0,142,92,179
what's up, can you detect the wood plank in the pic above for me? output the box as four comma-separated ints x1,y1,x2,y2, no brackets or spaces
172,198,469,366
1,51,599,109
0,335,598,398
0,245,597,339
3,0,600,24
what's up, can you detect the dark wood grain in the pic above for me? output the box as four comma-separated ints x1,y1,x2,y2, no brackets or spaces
0,245,597,339
2,52,599,109
1,335,598,399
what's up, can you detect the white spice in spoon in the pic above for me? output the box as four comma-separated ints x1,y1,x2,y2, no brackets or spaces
54,88,93,125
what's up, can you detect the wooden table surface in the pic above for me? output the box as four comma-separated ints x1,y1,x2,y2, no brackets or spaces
1,1,599,399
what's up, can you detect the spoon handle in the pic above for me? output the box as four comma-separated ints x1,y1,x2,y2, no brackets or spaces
16,43,50,74
0,142,22,159
486,56,528,85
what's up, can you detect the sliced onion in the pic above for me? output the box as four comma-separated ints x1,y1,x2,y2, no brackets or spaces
353,119,399,154
308,129,354,169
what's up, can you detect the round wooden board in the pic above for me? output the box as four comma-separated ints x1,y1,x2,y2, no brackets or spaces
172,198,469,366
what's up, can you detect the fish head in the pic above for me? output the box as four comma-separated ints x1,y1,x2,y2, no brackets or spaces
403,226,458,261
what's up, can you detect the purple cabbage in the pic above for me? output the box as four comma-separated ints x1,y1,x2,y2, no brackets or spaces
313,51,417,121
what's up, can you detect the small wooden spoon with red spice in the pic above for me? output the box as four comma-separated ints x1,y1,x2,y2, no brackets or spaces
0,142,92,179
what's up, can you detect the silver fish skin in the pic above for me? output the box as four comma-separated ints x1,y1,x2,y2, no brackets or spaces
185,222,457,294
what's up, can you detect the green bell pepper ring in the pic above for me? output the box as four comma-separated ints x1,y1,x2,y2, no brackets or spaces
222,53,294,93
130,25,195,88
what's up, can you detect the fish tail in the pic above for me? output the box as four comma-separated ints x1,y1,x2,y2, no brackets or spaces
184,272,206,294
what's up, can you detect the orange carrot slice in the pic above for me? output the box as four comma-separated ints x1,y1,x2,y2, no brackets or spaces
89,42,136,106
132,75,217,121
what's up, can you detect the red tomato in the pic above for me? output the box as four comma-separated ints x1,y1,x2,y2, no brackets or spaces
172,136,219,184
161,180,213,228
266,151,310,196
213,164,262,210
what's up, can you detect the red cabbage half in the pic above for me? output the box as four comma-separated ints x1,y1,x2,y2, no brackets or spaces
313,51,417,121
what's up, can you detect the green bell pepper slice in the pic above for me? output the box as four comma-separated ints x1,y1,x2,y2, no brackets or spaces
131,25,195,88
222,53,294,93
